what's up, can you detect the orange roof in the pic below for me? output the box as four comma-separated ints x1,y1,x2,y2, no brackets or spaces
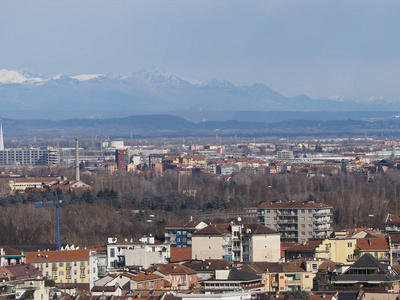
356,238,389,251
153,263,196,275
122,272,163,282
26,249,89,263
386,214,400,224
258,201,331,209
170,247,192,263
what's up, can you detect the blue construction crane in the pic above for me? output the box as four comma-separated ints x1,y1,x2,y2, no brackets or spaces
35,190,183,251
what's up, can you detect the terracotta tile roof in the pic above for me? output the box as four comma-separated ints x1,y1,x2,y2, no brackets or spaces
170,247,192,263
389,233,400,243
344,227,370,237
10,177,59,183
192,224,231,236
356,238,389,251
91,286,119,292
0,246,24,256
258,201,331,209
285,240,323,252
242,224,278,235
240,262,284,274
122,272,164,282
386,214,400,224
281,260,306,273
165,220,185,227
5,263,42,280
184,220,203,228
318,261,339,272
0,267,11,280
26,249,89,263
153,263,196,275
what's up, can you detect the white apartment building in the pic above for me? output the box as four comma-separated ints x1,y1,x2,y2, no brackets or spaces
257,200,332,243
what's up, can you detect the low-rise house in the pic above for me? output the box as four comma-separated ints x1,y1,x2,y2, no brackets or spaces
385,214,400,233
151,263,197,291
0,246,26,265
240,262,286,292
354,237,392,265
285,241,323,260
182,259,232,281
201,268,264,292
281,260,314,292
332,253,400,292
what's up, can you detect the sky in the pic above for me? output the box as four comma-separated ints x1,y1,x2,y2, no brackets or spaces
1,0,400,100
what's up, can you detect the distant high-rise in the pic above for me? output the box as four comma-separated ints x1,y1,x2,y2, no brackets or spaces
0,123,4,151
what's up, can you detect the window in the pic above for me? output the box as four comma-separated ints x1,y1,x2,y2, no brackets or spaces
74,270,77,275
300,217,305,221
110,248,115,257
93,267,96,273
308,224,312,227
301,224,305,228
312,264,318,272
308,217,312,221
59,262,63,267
177,231,181,235
74,262,77,267
348,242,352,247
301,232,305,235
308,232,312,235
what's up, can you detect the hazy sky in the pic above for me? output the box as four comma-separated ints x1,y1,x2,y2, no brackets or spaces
1,0,400,100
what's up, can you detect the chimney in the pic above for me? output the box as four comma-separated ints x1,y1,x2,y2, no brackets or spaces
75,138,80,181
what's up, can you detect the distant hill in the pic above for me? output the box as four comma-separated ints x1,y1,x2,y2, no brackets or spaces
3,114,400,139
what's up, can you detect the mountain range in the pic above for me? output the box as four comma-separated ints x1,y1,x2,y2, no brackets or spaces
0,67,399,119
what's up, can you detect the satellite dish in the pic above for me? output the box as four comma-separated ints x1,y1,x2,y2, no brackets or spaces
237,217,242,223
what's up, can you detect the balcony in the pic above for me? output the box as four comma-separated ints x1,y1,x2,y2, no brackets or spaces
279,226,298,231
277,219,298,224
278,211,297,216
314,218,332,225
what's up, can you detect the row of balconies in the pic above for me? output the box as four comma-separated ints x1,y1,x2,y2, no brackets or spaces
278,226,298,231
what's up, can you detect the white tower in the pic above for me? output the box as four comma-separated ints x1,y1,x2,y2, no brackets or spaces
0,123,4,150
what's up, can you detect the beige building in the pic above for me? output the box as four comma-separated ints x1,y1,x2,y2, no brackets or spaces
192,223,280,263
315,235,357,264
26,249,90,284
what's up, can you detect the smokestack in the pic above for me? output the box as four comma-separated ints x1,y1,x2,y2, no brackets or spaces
75,138,80,181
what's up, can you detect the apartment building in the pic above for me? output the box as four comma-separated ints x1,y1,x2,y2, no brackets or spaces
257,200,333,243
191,223,280,263
164,220,207,247
26,249,90,284
107,236,170,269
0,148,59,166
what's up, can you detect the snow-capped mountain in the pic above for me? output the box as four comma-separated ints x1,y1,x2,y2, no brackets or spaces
0,68,397,114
